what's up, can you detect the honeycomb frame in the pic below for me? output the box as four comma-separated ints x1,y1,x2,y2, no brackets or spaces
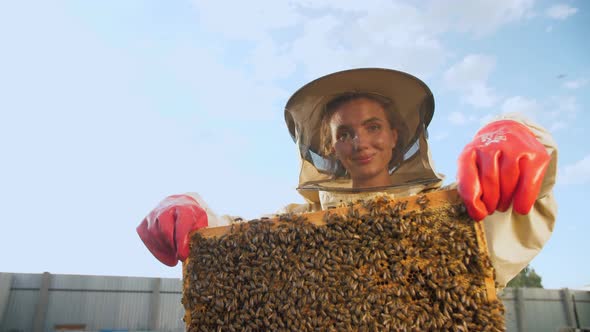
182,189,504,331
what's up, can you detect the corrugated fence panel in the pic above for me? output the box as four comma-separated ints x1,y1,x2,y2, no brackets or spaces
2,273,589,332
2,288,39,332
43,274,153,332
50,274,154,291
500,290,519,332
524,288,570,331
0,273,14,326
575,291,590,328
158,279,185,332
2,273,44,332
44,288,152,331
158,277,185,332
10,273,43,288
498,288,590,332
159,293,185,332
160,278,182,293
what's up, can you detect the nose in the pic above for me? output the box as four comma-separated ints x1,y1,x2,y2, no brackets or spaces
352,132,369,151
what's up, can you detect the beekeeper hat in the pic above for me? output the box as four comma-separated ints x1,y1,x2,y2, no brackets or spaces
284,68,441,195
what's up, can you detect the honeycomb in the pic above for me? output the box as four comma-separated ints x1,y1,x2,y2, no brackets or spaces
182,190,505,331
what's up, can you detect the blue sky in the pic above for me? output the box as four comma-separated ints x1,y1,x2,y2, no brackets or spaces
1,0,588,289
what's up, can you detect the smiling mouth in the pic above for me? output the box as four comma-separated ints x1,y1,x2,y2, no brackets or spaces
353,155,374,164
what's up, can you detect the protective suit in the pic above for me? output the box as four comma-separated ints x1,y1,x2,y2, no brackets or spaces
138,68,556,289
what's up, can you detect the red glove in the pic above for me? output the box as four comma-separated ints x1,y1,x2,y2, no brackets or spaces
137,194,208,266
457,120,551,221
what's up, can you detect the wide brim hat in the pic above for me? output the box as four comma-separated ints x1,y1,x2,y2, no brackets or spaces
284,68,435,178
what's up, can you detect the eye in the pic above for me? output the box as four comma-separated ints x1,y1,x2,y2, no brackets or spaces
367,123,381,132
336,131,352,142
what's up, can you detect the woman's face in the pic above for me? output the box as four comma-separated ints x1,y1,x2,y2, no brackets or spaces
329,98,398,188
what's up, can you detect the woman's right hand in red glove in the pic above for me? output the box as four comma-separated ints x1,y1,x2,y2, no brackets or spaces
136,194,208,266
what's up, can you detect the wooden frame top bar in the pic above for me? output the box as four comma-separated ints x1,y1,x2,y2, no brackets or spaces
196,189,462,239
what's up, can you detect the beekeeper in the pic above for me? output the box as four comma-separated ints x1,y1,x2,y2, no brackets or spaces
137,68,556,288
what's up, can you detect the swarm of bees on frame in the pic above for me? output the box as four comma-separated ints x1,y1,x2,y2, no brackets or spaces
182,195,506,331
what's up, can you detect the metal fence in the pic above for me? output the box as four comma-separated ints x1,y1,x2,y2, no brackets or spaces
0,273,184,332
1,272,588,332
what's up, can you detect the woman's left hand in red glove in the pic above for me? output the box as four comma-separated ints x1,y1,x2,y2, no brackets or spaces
457,120,551,221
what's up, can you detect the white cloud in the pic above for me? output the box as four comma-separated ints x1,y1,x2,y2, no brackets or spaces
426,0,536,36
287,2,448,80
186,0,449,84
464,84,498,108
547,96,579,120
501,96,540,120
444,54,499,108
448,111,479,125
189,0,542,84
495,95,582,133
479,113,496,126
539,95,579,132
559,155,590,185
449,111,468,125
545,4,578,20
563,79,588,89
444,54,495,87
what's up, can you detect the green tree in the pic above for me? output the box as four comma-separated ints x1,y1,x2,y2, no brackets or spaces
507,265,543,288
